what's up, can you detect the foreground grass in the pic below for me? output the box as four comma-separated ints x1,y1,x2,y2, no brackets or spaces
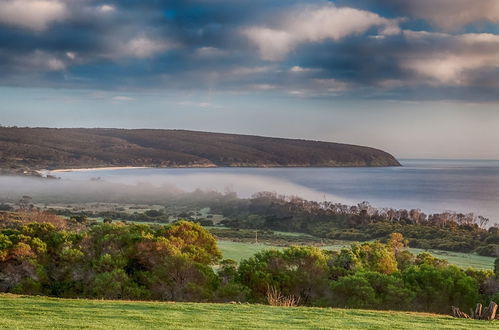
218,240,496,269
0,294,494,330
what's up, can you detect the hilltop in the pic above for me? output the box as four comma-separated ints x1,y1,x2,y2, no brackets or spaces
0,127,400,170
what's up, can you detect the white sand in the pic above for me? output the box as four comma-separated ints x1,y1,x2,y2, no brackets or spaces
47,166,150,173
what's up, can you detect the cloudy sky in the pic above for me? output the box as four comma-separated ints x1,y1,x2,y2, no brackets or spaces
1,0,499,159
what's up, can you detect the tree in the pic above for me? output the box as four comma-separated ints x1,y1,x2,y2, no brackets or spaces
158,221,221,264
331,272,413,309
138,255,217,302
402,264,479,313
238,246,330,305
387,233,407,252
351,242,398,274
330,273,378,308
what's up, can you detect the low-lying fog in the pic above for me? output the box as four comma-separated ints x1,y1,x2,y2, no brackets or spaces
2,160,499,226
0,173,352,205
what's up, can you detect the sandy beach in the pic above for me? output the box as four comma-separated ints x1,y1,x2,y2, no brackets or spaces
46,166,150,173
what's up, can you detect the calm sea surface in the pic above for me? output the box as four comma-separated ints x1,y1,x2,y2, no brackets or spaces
54,159,499,224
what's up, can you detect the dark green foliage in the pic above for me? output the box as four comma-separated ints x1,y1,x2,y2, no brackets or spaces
474,244,499,257
0,220,222,302
238,246,331,305
215,193,499,257
0,217,496,315
330,272,413,309
402,264,479,313
236,240,490,313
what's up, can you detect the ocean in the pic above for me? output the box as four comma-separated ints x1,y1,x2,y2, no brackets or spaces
52,159,499,224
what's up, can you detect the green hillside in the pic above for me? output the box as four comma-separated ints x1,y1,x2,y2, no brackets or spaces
0,294,492,329
0,127,400,170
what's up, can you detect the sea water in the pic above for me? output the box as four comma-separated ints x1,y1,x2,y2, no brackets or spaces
53,159,499,224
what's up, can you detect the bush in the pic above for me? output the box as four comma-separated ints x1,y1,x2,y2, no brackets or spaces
474,244,499,257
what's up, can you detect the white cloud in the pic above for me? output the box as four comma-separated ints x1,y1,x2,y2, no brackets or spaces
244,27,295,61
97,4,115,13
314,78,351,92
290,66,317,73
120,36,172,59
65,52,76,60
12,50,66,72
195,47,229,57
0,0,68,31
401,0,499,30
244,4,401,60
402,32,499,85
251,84,277,90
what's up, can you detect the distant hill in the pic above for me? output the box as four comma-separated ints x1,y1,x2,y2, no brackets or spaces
0,127,400,170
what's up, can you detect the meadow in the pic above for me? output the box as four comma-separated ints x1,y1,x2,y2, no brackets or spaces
0,294,493,330
217,241,496,269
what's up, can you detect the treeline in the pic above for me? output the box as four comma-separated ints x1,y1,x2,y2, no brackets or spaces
212,192,499,257
0,213,498,314
34,189,499,257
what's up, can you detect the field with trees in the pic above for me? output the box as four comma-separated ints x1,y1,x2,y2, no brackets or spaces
211,192,499,257
1,210,498,320
217,240,496,270
0,294,492,329
19,188,497,259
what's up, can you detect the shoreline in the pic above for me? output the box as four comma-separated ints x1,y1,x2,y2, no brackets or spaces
43,166,150,174
37,163,402,174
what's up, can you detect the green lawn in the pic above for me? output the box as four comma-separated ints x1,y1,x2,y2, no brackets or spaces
0,294,494,329
218,241,496,270
408,248,496,270
218,240,285,261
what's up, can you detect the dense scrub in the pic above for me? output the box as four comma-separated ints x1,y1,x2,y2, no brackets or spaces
1,212,498,315
0,127,400,170
213,192,499,257
42,189,499,257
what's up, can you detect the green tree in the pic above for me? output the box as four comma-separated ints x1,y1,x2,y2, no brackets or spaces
159,221,221,264
238,246,330,305
402,264,479,313
351,242,398,274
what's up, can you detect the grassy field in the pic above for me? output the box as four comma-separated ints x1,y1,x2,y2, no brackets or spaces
218,241,496,270
0,294,494,329
409,248,496,270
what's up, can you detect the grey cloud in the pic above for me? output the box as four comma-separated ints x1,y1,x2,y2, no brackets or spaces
1,0,499,101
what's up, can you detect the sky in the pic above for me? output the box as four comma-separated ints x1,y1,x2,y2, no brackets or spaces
1,0,499,159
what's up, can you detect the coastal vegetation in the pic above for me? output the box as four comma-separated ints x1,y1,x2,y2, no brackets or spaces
12,187,498,258
0,127,400,171
42,190,498,257
0,211,498,317
211,192,499,257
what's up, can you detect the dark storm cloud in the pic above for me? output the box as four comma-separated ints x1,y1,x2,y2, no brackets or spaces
1,0,499,100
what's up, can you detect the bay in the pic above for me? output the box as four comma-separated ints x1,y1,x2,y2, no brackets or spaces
53,159,499,224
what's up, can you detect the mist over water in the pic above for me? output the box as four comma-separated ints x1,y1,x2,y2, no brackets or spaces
0,172,352,205
1,159,498,224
